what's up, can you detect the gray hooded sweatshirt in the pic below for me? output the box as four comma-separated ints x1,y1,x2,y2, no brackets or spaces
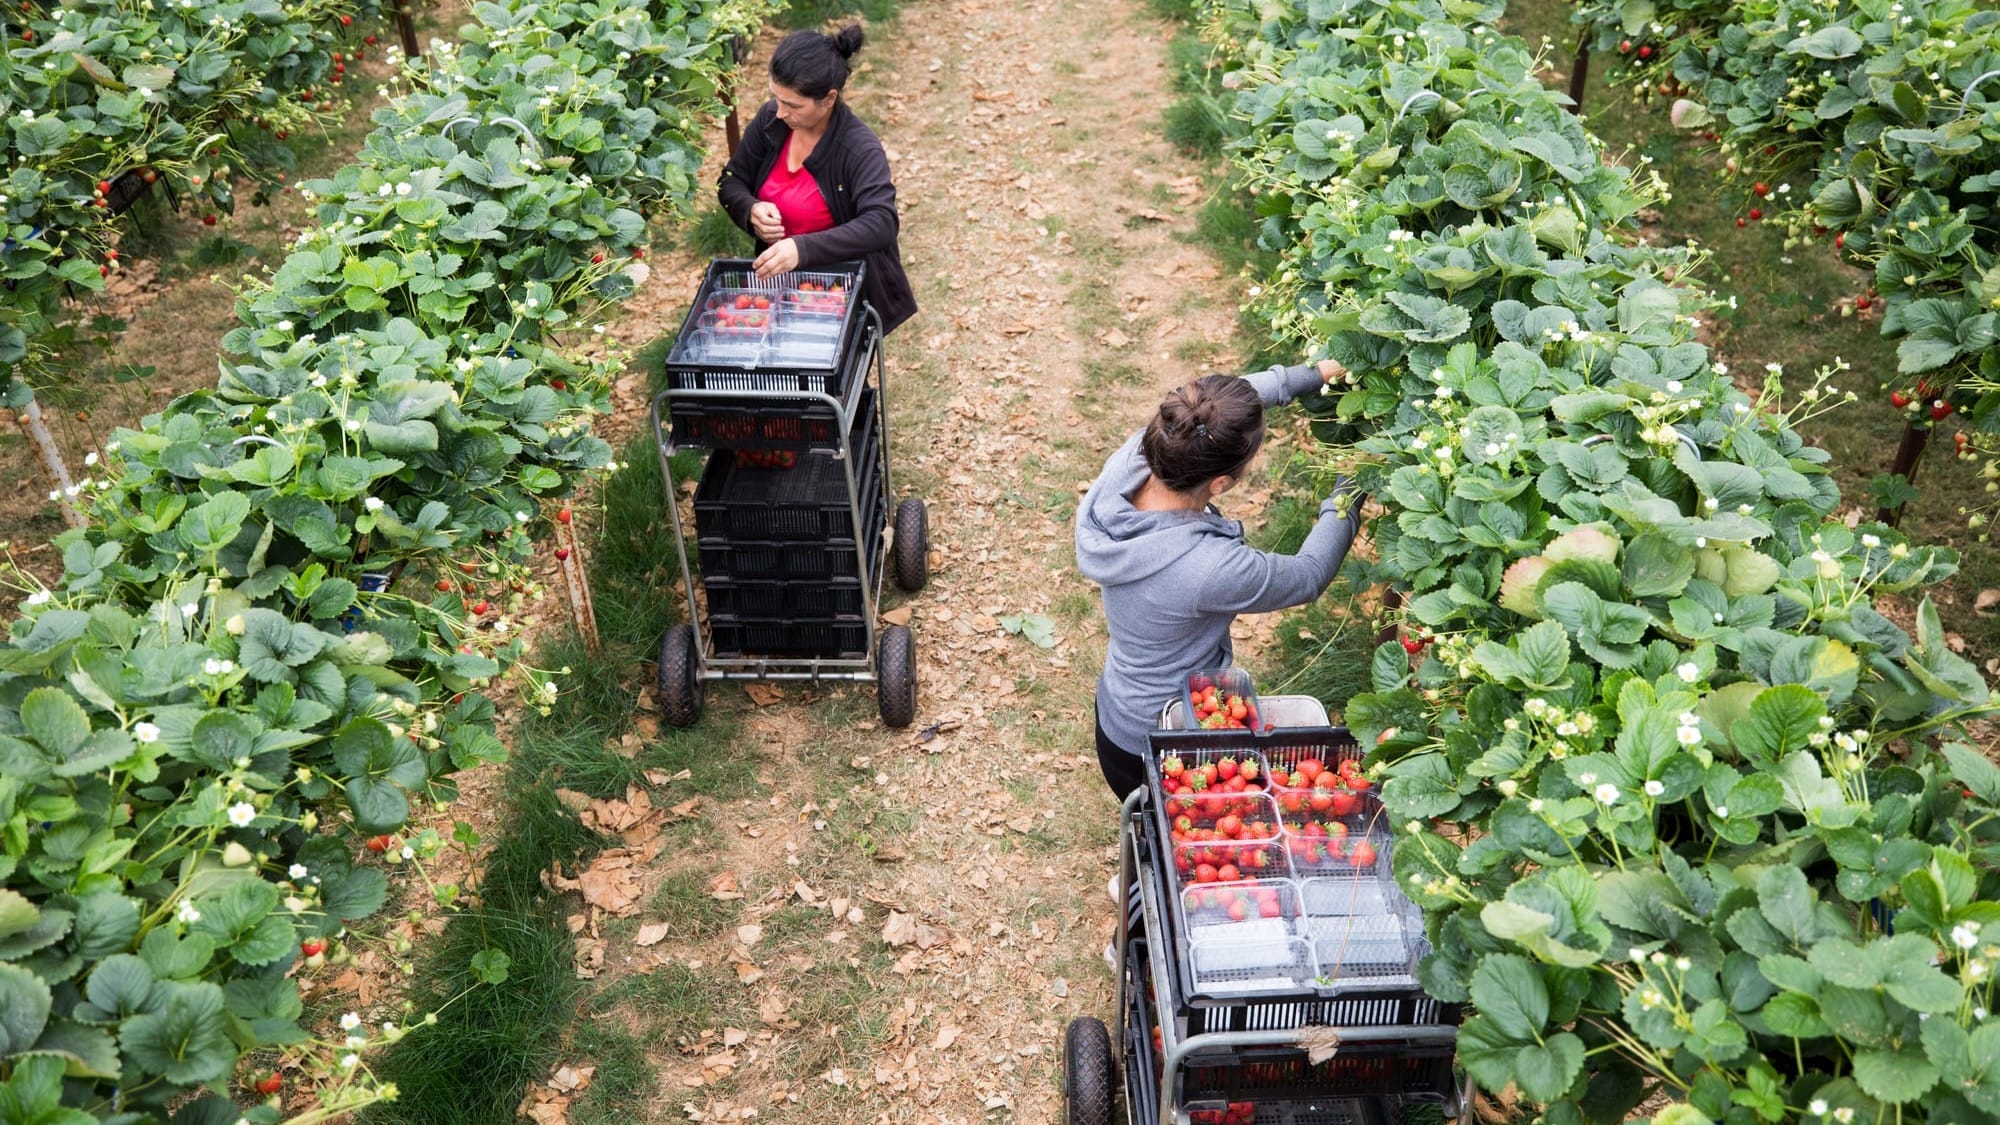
1076,363,1360,758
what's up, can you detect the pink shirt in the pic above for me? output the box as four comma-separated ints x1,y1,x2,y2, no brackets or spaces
757,135,835,238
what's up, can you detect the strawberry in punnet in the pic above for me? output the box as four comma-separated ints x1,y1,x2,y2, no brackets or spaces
1217,755,1239,782
1349,840,1379,868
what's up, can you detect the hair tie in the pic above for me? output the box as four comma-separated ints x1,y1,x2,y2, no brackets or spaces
1195,423,1210,440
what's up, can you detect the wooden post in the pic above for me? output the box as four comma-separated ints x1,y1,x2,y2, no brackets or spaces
553,513,599,652
20,399,84,528
1374,586,1404,650
1567,36,1591,113
723,35,747,158
1875,420,1931,528
395,0,420,58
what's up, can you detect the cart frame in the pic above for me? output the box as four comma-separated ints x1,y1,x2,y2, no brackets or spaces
1111,784,1474,1125
647,304,896,685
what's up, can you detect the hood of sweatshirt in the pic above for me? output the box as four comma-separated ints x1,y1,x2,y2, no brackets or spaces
1075,434,1241,586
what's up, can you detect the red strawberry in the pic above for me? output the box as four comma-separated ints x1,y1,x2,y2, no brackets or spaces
557,509,573,524
1638,44,1652,58
1349,841,1378,867
365,834,392,852
339,13,351,24
1752,182,1769,197
555,547,571,561
1932,401,1953,421
471,600,490,615
203,214,217,226
301,938,327,957
254,1073,284,1095
1748,208,1763,221
1217,756,1239,781
1891,391,1909,408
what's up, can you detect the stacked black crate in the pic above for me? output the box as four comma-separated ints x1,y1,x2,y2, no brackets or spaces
664,261,884,659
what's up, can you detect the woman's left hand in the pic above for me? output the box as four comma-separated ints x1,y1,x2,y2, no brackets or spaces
753,238,802,278
1317,358,1348,384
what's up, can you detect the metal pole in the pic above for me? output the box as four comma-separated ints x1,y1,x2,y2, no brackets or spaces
21,399,83,528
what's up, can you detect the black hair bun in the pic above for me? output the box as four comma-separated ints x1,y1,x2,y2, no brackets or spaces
830,23,865,59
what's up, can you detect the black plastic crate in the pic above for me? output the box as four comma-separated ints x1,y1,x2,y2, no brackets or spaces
1125,938,1438,1121
664,258,867,396
1184,1047,1457,1105
668,397,843,452
1141,730,1457,1037
709,615,868,658
693,390,879,542
701,576,867,619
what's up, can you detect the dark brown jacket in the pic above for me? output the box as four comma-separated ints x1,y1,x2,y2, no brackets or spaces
718,99,916,336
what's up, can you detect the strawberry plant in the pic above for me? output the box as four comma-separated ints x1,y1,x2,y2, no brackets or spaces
1209,0,2000,1119
0,0,402,385
0,0,767,1119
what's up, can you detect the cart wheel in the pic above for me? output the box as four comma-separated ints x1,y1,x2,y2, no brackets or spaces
892,497,929,592
1062,1017,1114,1125
656,623,702,728
877,624,916,729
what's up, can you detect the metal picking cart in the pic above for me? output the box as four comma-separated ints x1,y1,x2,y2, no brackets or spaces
649,259,929,728
1062,717,1473,1125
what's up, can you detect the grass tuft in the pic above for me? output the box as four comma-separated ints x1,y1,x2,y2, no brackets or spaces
771,0,900,31
1163,95,1228,159
646,869,742,939
1259,574,1380,717
680,202,756,260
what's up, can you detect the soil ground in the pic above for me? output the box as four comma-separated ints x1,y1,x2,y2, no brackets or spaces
537,0,1303,1120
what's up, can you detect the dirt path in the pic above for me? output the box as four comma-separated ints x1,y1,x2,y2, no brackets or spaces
575,0,1261,1121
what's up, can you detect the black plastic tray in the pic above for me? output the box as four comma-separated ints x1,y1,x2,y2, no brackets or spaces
696,468,884,582
709,615,869,658
702,576,867,620
663,258,866,395
693,389,879,542
1141,729,1457,1038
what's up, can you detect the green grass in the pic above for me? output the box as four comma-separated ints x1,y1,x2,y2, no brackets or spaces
1501,0,2000,663
646,869,742,939
772,0,899,30
598,963,732,1045
567,1021,654,1125
680,202,756,260
591,432,701,651
368,628,655,1125
1260,575,1381,716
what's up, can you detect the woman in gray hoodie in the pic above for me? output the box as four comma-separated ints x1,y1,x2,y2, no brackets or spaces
1075,361,1360,799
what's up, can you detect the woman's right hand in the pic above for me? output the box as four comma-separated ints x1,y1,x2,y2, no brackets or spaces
749,202,786,244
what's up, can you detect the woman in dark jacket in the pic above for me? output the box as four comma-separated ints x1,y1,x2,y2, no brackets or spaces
718,25,917,335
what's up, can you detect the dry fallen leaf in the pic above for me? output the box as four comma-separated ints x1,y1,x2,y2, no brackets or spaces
745,682,785,705
881,606,914,627
933,1025,961,1051
1298,1026,1343,1064
882,911,918,947
1977,588,2000,614
736,923,764,946
633,922,672,947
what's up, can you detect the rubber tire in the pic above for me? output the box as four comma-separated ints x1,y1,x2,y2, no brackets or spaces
656,623,702,728
877,624,917,729
1063,1017,1114,1125
892,496,929,592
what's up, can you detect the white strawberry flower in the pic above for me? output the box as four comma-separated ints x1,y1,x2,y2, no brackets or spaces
226,802,257,827
176,900,202,924
1594,783,1619,805
1644,780,1665,797
134,721,160,743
